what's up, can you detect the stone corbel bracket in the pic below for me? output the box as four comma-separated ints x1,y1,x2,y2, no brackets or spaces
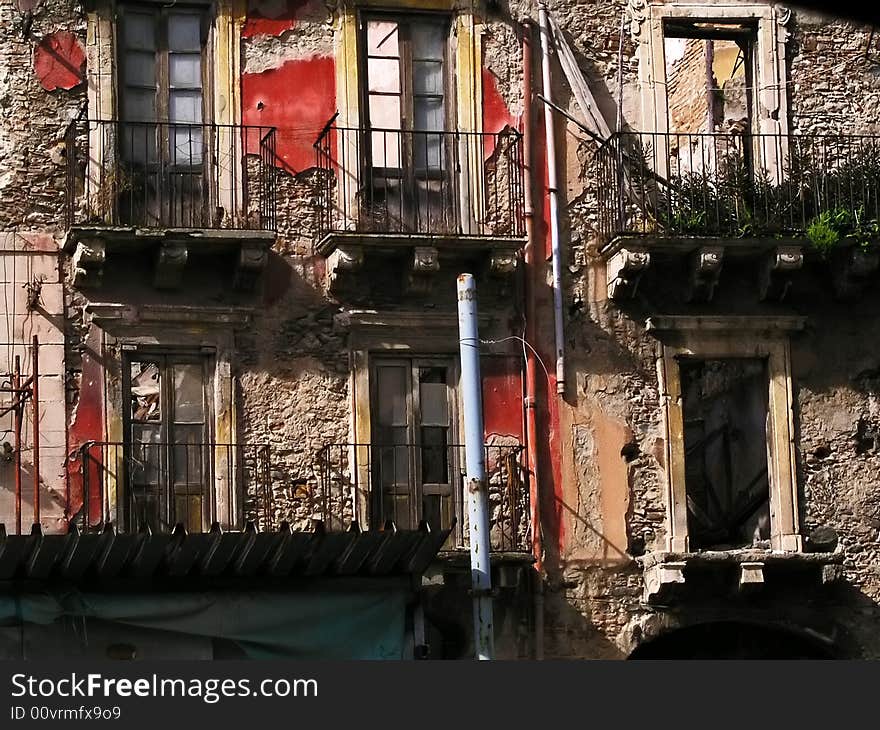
642,560,686,604
153,241,189,289
404,245,440,295
489,249,519,277
233,242,270,291
686,246,724,302
831,246,880,299
72,238,107,289
738,561,765,593
326,244,364,293
607,248,651,300
759,245,803,301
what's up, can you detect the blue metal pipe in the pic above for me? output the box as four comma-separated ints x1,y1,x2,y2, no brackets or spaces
456,273,495,661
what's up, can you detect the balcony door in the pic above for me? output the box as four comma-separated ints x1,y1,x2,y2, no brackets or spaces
361,14,455,234
369,358,458,531
124,354,211,533
118,3,211,227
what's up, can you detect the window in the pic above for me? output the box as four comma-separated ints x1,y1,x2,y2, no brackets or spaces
679,358,770,550
125,354,211,533
369,358,458,531
361,14,454,233
651,317,803,553
117,3,210,225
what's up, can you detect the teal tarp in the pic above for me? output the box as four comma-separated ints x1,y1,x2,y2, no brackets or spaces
0,586,410,659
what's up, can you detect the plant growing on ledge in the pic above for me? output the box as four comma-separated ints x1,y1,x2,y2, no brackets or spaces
806,206,880,255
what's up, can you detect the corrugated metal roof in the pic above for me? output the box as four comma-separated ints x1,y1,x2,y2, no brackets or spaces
0,521,453,586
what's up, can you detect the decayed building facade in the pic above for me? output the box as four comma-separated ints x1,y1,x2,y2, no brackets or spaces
0,0,878,658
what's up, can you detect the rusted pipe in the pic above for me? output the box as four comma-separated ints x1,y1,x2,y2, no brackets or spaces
32,335,40,529
522,20,545,660
13,355,22,536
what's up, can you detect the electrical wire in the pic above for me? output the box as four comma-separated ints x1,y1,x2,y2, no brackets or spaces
480,335,551,383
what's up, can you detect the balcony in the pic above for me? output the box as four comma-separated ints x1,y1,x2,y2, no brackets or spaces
63,120,278,291
313,121,526,294
315,442,531,556
596,131,880,300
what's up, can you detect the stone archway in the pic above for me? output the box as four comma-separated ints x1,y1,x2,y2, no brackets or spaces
627,620,837,659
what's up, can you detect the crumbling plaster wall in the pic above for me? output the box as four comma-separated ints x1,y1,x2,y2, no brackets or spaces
525,0,880,659
0,0,87,532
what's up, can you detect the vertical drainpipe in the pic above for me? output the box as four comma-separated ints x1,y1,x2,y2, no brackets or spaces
538,4,566,396
457,273,495,661
521,20,544,660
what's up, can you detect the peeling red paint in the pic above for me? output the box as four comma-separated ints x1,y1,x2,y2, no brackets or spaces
34,32,85,91
482,67,519,158
482,356,524,440
65,328,104,529
242,56,336,173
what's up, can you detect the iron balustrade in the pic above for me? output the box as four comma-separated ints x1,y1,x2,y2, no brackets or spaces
314,122,526,240
315,442,530,553
595,130,880,241
72,441,273,534
65,120,277,231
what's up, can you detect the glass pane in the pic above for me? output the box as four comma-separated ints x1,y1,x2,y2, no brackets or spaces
420,427,449,484
170,53,202,88
367,20,399,57
124,12,156,51
376,438,409,487
414,97,444,131
367,57,400,93
419,381,448,426
172,125,203,165
121,123,158,164
130,424,162,486
370,129,401,168
383,494,413,529
168,13,202,52
376,365,407,426
169,90,203,124
368,93,400,130
123,88,156,123
124,51,156,87
413,60,443,95
130,361,161,422
173,364,205,422
412,22,445,60
413,132,442,170
173,425,204,485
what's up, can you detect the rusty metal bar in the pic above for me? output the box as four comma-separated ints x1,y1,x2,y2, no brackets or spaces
31,335,40,528
13,355,22,536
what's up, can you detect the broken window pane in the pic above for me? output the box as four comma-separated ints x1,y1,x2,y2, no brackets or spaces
130,361,161,422
173,364,205,422
366,20,399,57
679,358,771,550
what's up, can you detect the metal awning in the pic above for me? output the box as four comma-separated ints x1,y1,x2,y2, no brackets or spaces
0,521,452,588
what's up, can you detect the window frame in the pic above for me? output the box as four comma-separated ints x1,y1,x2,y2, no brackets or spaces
650,317,803,553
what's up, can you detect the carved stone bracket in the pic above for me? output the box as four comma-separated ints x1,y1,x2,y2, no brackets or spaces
72,238,107,289
233,242,269,291
759,245,803,301
686,246,724,302
489,249,519,277
627,0,646,40
404,246,440,295
607,248,651,300
738,561,765,593
153,242,189,289
831,246,880,299
643,560,685,604
326,244,364,293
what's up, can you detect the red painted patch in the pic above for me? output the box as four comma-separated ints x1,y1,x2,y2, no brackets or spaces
34,32,85,91
242,56,336,173
482,356,524,440
65,328,105,530
242,0,309,38
482,67,519,158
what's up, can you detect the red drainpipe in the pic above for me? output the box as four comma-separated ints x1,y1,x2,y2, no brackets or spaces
522,20,544,659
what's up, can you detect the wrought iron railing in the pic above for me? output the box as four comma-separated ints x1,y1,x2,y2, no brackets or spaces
315,442,530,553
71,441,273,534
596,130,880,241
65,120,277,231
314,121,525,240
